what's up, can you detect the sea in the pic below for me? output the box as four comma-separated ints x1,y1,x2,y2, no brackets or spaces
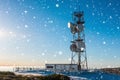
0,66,14,72
0,66,43,72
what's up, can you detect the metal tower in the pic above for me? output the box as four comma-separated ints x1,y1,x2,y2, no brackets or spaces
68,11,88,71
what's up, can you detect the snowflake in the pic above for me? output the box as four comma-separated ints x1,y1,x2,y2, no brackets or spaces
96,32,100,35
45,60,47,63
92,12,95,16
63,38,67,42
26,39,30,42
11,33,17,38
44,24,47,27
111,42,114,44
100,75,103,79
16,46,20,50
29,6,34,10
48,20,53,23
108,3,112,6
109,16,112,19
24,10,28,14
62,35,68,42
56,4,59,7
47,6,50,9
117,27,119,30
103,41,106,45
119,16,120,19
21,53,24,56
102,21,106,24
33,16,36,19
42,6,45,9
74,7,77,10
86,4,89,8
53,54,56,57
115,14,118,17
69,5,72,9
9,31,13,34
22,35,26,38
100,13,103,16
58,51,63,55
5,11,9,14
16,26,20,29
61,1,64,3
68,58,71,61
88,40,91,43
25,25,28,28
42,53,45,56
114,56,117,58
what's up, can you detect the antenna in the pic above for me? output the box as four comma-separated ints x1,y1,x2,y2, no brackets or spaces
68,10,88,71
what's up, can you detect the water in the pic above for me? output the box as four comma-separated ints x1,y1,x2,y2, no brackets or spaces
0,66,14,72
0,66,43,72
13,68,120,80
15,70,120,80
61,71,120,80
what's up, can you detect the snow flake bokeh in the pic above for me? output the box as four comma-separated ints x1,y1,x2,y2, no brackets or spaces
0,0,119,68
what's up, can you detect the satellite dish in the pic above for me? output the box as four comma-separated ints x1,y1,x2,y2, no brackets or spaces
76,41,85,49
68,22,71,28
70,41,85,52
68,22,79,34
70,43,77,52
78,25,84,32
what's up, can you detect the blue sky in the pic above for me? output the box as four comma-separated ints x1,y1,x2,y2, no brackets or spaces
0,0,120,68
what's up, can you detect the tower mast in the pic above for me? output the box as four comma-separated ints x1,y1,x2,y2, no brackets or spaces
68,11,88,71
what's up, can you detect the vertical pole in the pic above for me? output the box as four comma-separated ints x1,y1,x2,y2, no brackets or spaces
78,52,81,71
85,51,88,69
78,23,81,71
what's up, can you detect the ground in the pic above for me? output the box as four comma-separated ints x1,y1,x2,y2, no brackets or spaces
0,72,70,80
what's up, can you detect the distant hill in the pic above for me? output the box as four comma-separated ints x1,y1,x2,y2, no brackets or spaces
101,67,120,75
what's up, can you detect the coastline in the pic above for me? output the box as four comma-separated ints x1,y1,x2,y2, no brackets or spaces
0,71,70,80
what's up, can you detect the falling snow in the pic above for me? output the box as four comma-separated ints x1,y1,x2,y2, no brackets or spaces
56,3,59,7
109,16,112,19
48,20,53,23
92,12,95,16
33,16,36,19
24,10,28,14
42,53,45,56
24,25,28,28
86,4,89,8
102,21,106,24
117,27,119,30
96,32,100,35
103,41,106,45
58,51,63,55
0,0,119,72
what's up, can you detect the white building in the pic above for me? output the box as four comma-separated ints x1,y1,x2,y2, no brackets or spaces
45,64,78,72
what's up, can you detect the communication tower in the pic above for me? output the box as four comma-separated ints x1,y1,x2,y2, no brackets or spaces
68,11,88,71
